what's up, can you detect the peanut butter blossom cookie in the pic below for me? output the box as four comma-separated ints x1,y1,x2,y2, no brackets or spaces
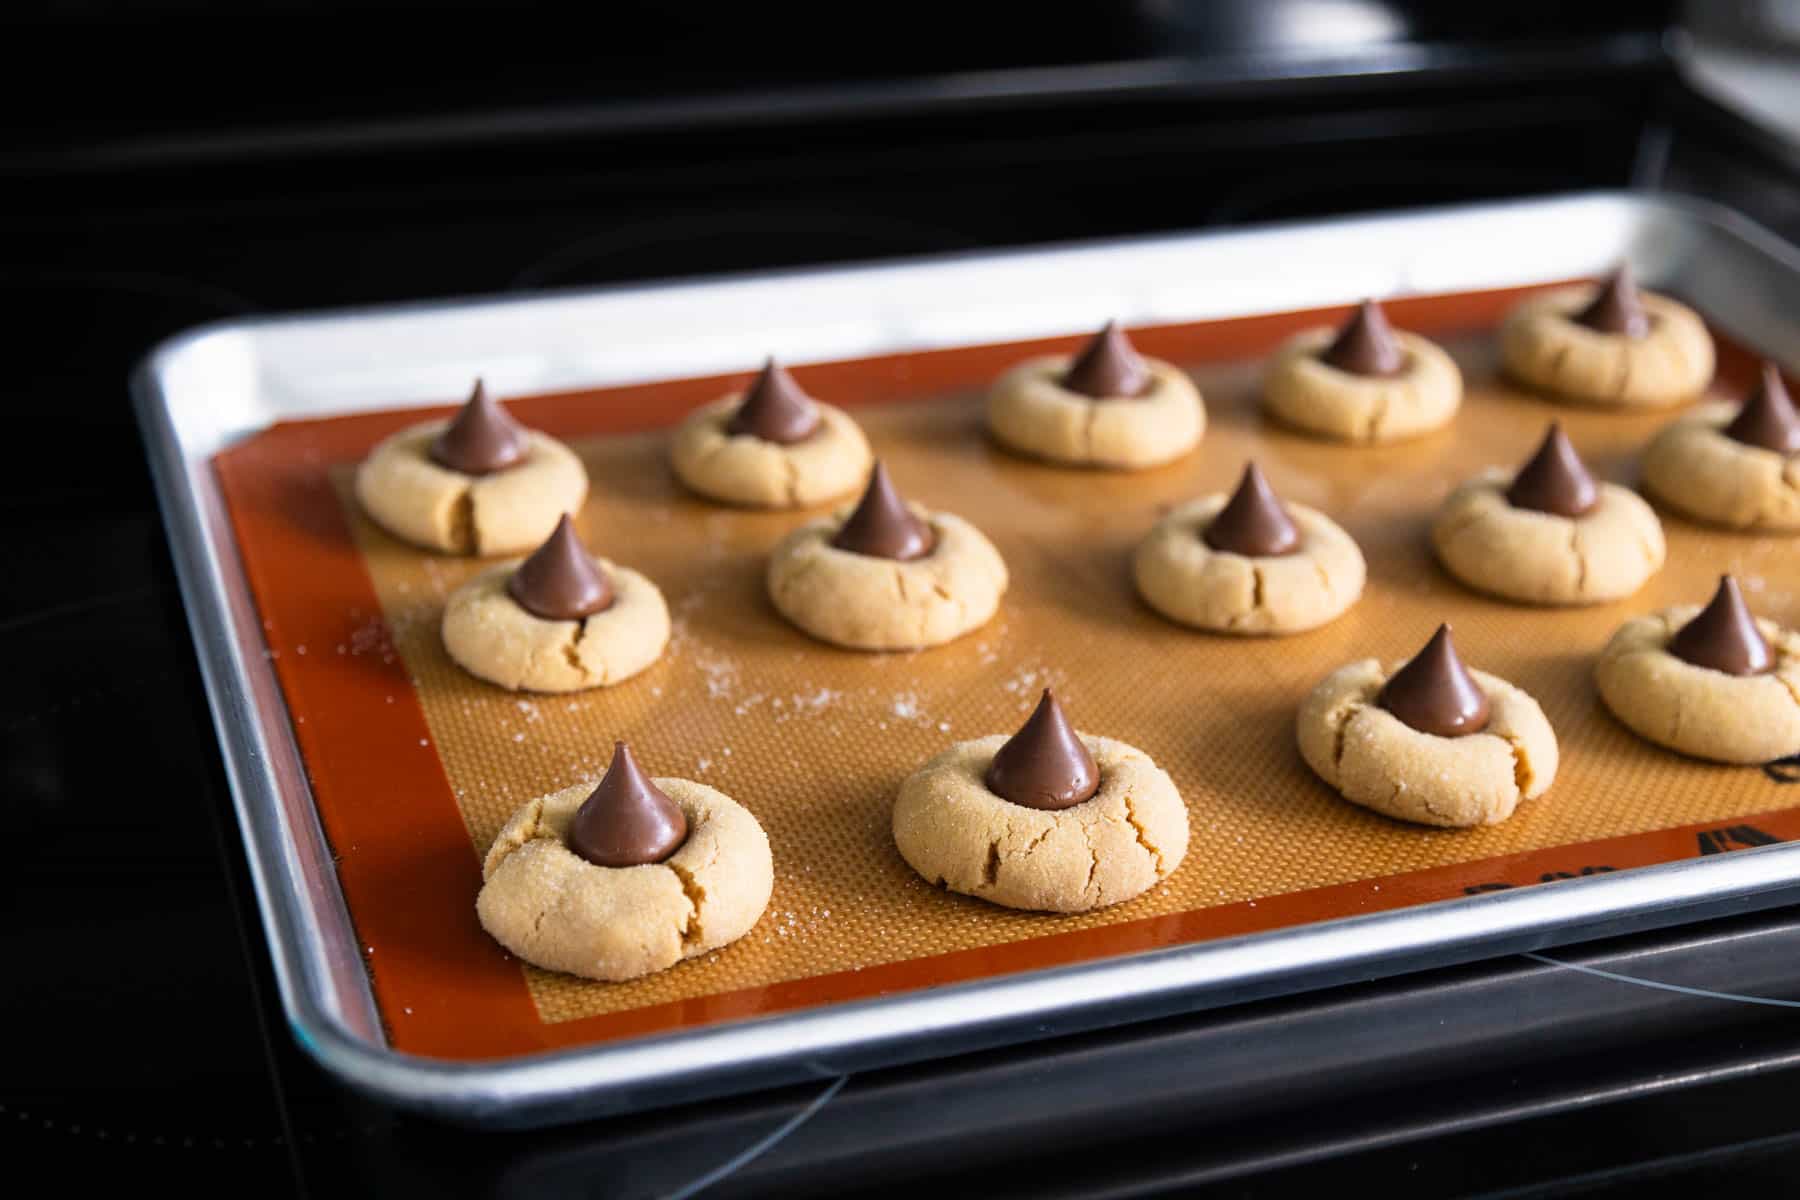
892,690,1189,913
1298,625,1559,828
766,461,1008,650
1642,362,1800,531
1132,461,1365,633
986,321,1205,469
442,514,670,692
1261,299,1463,443
1596,576,1800,764
670,358,873,508
477,742,773,982
1432,423,1665,605
1499,266,1714,408
355,380,588,554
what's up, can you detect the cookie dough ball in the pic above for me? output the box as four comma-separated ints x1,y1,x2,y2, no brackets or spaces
768,462,1007,651
1262,300,1462,443
478,743,773,982
1432,424,1665,605
1596,576,1800,764
986,321,1204,470
1298,625,1558,828
355,380,588,555
1133,461,1365,633
892,690,1188,913
443,515,670,692
1641,362,1800,531
670,359,873,508
1499,267,1714,408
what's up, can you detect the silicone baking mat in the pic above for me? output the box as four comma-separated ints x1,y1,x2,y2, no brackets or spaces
213,285,1800,1061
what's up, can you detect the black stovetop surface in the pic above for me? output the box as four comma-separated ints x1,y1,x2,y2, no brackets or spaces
10,7,1800,1194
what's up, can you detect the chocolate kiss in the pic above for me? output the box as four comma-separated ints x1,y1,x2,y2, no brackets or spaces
1378,624,1491,738
1724,362,1800,455
1320,300,1406,377
568,742,689,868
984,689,1101,811
506,515,615,620
724,358,821,444
1669,575,1773,677
1061,321,1152,399
429,380,529,475
830,462,935,561
1204,462,1300,556
1505,423,1598,517
1574,266,1650,339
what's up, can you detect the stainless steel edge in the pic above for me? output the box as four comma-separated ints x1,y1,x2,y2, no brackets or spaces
132,345,384,1052
135,190,1800,1128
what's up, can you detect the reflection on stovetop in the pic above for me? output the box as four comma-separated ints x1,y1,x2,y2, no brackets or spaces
8,23,1800,1193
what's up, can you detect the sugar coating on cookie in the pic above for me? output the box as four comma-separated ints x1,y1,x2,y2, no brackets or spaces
986,323,1204,470
767,469,1007,651
1261,303,1462,444
477,776,772,982
1133,470,1365,634
670,361,872,509
1642,403,1800,532
1596,601,1800,765
893,732,1189,913
1499,277,1713,408
443,552,670,693
355,386,588,556
1432,433,1665,607
1298,655,1558,828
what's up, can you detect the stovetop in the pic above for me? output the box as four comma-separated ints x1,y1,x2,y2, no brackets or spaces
9,6,1800,1194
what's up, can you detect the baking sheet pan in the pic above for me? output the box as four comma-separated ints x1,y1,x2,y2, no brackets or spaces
136,193,1800,1126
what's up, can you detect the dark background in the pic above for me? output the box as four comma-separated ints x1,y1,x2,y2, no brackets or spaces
8,2,1800,1195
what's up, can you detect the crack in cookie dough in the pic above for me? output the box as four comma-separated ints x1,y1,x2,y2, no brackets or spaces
1431,468,1663,606
892,734,1188,914
560,620,591,682
1313,557,1335,599
1331,706,1357,769
781,453,802,508
1546,343,1570,380
1298,658,1558,827
1133,493,1365,635
1504,735,1532,795
477,778,772,982
1122,793,1164,875
1363,386,1393,442
667,861,706,947
450,489,476,555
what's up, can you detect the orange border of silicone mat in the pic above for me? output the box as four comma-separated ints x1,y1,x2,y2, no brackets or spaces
212,284,1791,1061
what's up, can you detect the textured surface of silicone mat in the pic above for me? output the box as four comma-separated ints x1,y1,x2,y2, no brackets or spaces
213,290,1800,1059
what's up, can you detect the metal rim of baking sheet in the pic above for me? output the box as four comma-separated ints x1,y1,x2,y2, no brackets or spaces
133,190,1800,1129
